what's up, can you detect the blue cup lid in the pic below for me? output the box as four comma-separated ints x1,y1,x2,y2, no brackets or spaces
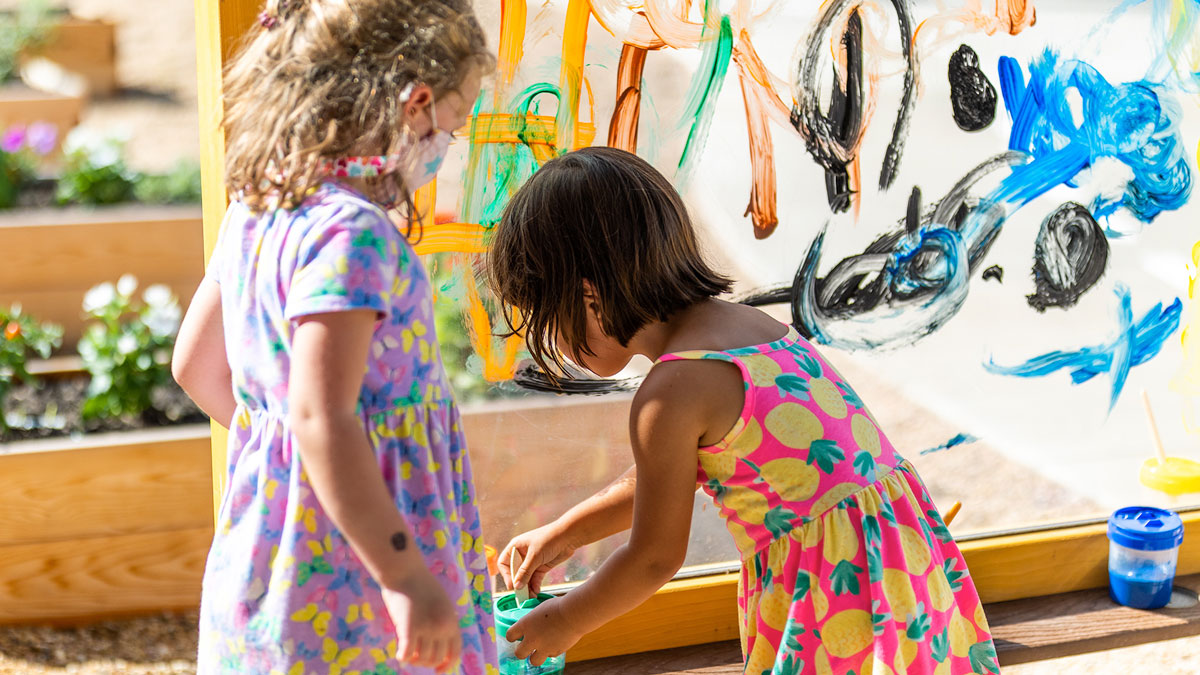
1108,506,1184,551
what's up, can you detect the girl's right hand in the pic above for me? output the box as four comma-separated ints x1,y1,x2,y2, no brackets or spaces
498,522,578,596
383,571,462,673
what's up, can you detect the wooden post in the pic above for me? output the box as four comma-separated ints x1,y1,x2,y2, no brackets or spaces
194,0,259,520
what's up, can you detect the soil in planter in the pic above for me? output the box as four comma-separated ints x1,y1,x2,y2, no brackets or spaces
2,374,208,443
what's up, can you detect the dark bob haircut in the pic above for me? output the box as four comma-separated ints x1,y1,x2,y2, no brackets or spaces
487,146,732,376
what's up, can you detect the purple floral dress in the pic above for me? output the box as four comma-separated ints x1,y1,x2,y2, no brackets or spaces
198,182,498,674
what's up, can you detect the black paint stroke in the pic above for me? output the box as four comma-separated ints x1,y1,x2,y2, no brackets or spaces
877,0,918,190
741,152,1028,349
792,2,864,213
792,0,916,202
734,285,793,307
982,265,1004,282
948,44,997,131
513,362,641,396
1027,202,1108,312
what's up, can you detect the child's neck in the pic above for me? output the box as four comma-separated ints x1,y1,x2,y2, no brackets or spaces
630,299,787,360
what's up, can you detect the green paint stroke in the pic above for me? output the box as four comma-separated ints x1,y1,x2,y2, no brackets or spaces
676,10,732,186
461,84,561,227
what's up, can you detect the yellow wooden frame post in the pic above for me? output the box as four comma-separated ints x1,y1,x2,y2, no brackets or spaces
195,0,259,518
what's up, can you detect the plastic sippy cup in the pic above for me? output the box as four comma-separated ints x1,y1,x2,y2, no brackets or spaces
1107,506,1184,609
493,592,567,675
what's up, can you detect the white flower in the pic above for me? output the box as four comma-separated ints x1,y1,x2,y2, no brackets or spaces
83,283,116,313
142,284,174,308
117,333,138,355
62,125,128,168
117,275,138,297
144,303,181,338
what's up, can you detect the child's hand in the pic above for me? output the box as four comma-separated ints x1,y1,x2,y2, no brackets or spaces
498,523,577,595
382,571,462,673
507,596,584,666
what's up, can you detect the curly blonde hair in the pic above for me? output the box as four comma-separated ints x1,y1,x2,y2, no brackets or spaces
221,0,491,219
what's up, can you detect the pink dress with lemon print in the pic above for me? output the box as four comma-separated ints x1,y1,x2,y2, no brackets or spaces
657,326,997,675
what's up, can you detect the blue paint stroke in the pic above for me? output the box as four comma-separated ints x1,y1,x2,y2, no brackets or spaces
985,284,1182,410
996,50,1192,225
919,433,980,456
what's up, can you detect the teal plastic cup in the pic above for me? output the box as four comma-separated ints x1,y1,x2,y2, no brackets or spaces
493,592,566,675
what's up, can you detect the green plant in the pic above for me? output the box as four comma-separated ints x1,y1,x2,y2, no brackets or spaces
0,304,62,432
0,0,55,85
78,275,182,422
134,160,203,204
56,127,139,206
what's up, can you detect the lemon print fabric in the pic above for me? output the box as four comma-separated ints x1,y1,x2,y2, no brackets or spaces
657,327,997,675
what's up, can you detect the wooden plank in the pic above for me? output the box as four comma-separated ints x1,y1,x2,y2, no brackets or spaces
989,572,1200,666
0,206,204,293
0,425,212,547
566,571,741,662
571,640,742,674
960,510,1200,603
26,18,118,96
0,526,211,625
0,85,83,140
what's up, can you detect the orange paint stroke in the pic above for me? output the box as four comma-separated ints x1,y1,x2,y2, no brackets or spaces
642,0,709,49
557,0,591,154
495,0,528,108
733,29,778,239
914,0,1037,54
410,222,490,255
608,43,648,152
591,6,668,49
460,257,523,382
996,0,1036,35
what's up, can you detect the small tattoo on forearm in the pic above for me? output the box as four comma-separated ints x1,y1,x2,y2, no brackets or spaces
391,532,407,551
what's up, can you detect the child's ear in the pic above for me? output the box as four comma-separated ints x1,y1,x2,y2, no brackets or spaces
581,279,600,312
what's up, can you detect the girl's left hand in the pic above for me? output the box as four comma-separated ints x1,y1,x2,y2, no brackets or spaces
507,597,585,666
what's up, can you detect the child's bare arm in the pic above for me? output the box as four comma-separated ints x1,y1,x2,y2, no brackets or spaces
507,363,715,664
289,310,459,670
500,465,637,594
173,279,235,426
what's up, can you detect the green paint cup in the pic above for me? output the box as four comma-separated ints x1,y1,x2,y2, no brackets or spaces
493,592,566,675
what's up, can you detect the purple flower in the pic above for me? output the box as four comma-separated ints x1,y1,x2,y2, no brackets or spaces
26,123,57,155
1,126,25,154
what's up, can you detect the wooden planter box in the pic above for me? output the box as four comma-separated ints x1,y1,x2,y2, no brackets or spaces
0,395,636,625
0,204,204,345
0,424,214,625
0,83,84,156
23,17,118,98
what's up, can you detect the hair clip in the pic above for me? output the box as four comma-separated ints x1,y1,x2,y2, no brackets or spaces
258,10,278,28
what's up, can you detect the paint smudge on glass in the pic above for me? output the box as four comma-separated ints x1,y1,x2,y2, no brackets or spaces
987,284,1182,410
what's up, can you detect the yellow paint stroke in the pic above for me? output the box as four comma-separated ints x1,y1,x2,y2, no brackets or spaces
412,180,437,232
467,113,597,161
557,0,591,153
410,223,490,255
460,256,524,382
496,0,527,108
